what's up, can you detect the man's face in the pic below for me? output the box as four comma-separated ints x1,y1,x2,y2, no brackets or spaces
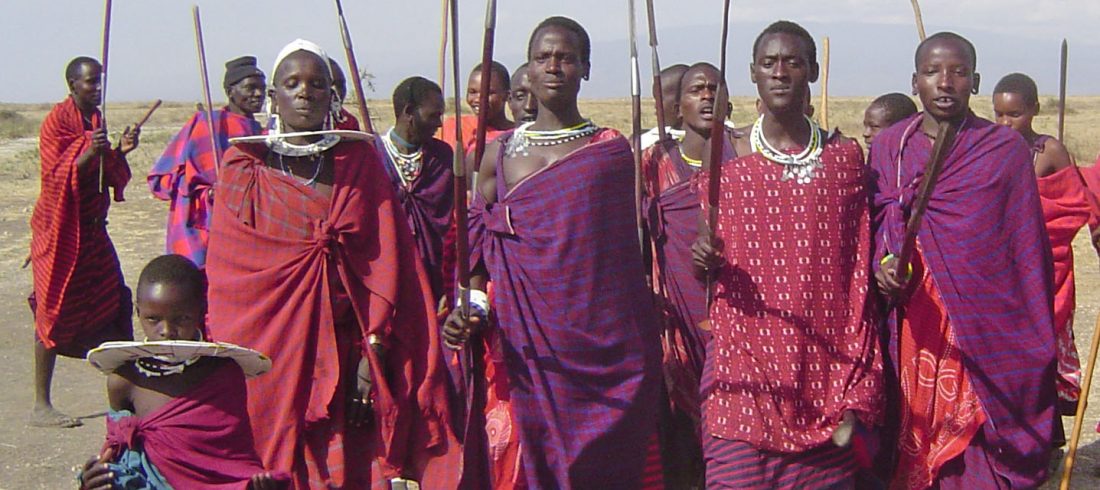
678,67,724,135
466,70,509,119
69,62,103,109
912,39,977,122
528,25,588,107
751,33,816,115
655,72,682,127
862,105,889,147
228,75,266,116
992,92,1036,135
410,91,445,142
508,69,537,123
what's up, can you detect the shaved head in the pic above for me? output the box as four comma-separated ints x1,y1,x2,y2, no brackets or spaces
915,32,977,70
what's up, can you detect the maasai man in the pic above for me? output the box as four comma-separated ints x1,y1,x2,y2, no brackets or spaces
29,56,140,428
329,57,361,131
993,72,1094,439
508,62,538,124
640,63,689,149
78,254,288,490
862,92,917,147
376,76,453,302
205,39,455,489
148,56,264,268
440,61,514,152
642,61,733,488
446,16,663,489
873,33,1056,489
691,21,883,488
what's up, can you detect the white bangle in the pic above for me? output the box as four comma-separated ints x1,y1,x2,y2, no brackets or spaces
456,288,489,317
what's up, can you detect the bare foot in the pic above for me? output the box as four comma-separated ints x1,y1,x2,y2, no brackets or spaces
28,406,83,428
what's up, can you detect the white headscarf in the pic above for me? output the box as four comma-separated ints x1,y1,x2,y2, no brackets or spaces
265,39,340,155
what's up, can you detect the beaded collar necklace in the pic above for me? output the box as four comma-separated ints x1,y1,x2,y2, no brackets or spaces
678,145,703,168
382,128,424,184
506,119,599,157
750,114,824,184
134,332,204,377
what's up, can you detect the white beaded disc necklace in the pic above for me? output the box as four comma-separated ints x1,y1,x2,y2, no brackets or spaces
750,114,824,184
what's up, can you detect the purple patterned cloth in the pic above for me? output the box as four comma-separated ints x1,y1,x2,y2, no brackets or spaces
469,129,662,489
870,113,1056,488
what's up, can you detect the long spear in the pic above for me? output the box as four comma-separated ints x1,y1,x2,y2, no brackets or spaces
644,0,667,143
192,6,221,177
910,0,927,41
333,0,375,134
702,0,732,314
98,0,112,194
628,0,645,257
1057,39,1068,142
821,36,831,129
438,0,450,92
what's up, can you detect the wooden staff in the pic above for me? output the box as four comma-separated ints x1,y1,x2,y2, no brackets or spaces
910,0,927,41
894,121,957,277
820,36,831,129
134,99,162,131
98,0,112,193
333,0,375,134
1057,39,1068,142
438,0,449,91
644,0,667,143
701,0,732,313
449,0,469,321
192,6,221,176
628,0,645,256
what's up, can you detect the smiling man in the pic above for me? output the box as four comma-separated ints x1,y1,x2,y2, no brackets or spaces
148,55,264,268
872,33,1056,488
691,20,883,489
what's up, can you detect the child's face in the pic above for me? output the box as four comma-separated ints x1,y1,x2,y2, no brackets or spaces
863,105,890,147
992,92,1037,135
135,282,205,342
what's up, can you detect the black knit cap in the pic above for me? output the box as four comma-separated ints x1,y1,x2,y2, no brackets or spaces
223,56,264,90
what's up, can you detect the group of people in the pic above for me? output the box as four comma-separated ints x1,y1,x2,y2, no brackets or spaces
26,13,1100,490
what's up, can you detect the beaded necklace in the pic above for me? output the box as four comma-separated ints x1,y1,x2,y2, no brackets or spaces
678,144,703,168
382,128,424,184
506,119,599,157
750,114,824,184
135,356,199,377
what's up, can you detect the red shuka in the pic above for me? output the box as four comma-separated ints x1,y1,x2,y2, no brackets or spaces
206,140,454,487
30,96,131,354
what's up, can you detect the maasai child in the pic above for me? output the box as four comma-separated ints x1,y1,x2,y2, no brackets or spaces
440,61,515,152
329,58,361,131
29,56,140,428
642,61,733,489
874,33,1056,489
508,62,538,124
148,56,264,268
640,64,689,149
206,39,455,489
862,92,917,147
994,72,1094,429
447,16,663,489
77,254,288,490
692,21,882,489
377,76,454,303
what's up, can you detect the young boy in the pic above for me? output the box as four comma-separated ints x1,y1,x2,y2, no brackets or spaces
994,73,1094,426
79,254,287,490
862,92,917,147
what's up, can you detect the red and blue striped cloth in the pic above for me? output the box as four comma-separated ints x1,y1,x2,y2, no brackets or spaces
871,113,1056,488
148,108,260,268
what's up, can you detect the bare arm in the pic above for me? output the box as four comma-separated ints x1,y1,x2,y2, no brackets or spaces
1034,138,1074,178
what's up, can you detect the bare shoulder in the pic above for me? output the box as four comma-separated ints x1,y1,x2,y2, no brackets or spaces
477,139,503,204
1042,137,1073,169
107,367,135,411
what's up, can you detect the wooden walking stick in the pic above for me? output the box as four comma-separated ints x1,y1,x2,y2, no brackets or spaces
133,100,162,131
644,0,667,143
820,36,831,129
701,0,732,317
894,121,957,281
333,0,376,134
628,0,646,257
910,0,927,41
98,0,112,194
1057,39,1068,142
192,6,221,177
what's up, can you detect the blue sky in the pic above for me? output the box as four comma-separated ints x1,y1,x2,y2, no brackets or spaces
3,0,1096,103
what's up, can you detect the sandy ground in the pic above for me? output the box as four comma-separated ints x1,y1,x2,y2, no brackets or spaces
1,101,1099,489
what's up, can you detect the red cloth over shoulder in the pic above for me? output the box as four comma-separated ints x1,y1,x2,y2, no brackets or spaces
206,140,454,482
